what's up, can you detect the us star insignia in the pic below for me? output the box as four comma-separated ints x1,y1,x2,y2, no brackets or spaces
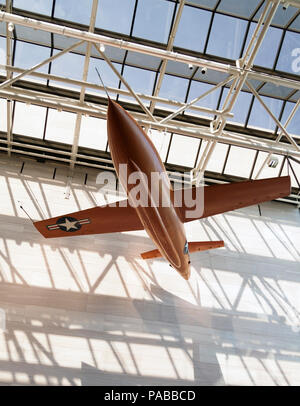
47,216,91,232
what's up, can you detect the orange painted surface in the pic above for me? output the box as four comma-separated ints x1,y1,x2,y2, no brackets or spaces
34,99,291,280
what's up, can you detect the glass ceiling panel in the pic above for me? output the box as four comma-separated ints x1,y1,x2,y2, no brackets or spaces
45,109,76,144
167,133,200,168
244,23,282,69
276,31,300,74
241,78,262,92
186,81,221,118
0,99,7,132
132,0,175,44
252,151,283,179
13,0,53,15
248,95,283,132
78,116,107,151
96,0,135,35
15,26,51,47
259,83,294,99
193,69,228,85
53,35,88,56
224,146,257,178
220,88,253,126
118,65,156,106
50,50,85,90
217,0,261,19
280,159,300,188
148,129,171,162
206,142,229,173
186,0,218,9
54,0,93,26
157,74,189,111
0,36,6,76
13,102,46,139
98,46,127,64
173,5,211,52
206,13,248,60
165,60,195,79
280,101,300,136
0,23,7,37
87,57,122,98
254,4,299,28
289,14,300,32
14,41,51,85
195,138,208,167
125,51,161,71
289,90,300,102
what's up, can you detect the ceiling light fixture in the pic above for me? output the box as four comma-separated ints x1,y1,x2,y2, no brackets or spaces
8,22,14,32
100,44,106,52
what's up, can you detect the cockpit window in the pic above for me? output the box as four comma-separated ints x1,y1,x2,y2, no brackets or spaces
183,241,189,255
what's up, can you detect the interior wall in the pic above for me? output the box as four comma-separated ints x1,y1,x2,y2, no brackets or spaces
0,155,299,386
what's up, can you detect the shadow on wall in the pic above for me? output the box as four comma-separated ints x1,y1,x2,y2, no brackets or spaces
0,159,299,385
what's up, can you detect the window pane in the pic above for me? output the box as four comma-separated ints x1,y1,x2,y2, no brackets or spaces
276,31,300,74
14,0,53,15
206,14,247,60
118,66,156,106
280,101,300,137
54,0,93,25
14,41,51,84
132,0,175,43
173,6,211,52
220,88,253,125
79,116,107,151
96,0,135,35
50,50,85,90
254,4,299,28
187,81,221,118
45,109,76,144
244,23,283,69
224,146,256,178
167,134,200,168
218,0,261,19
0,36,6,75
157,74,189,111
248,96,283,132
87,57,122,98
206,142,229,173
148,129,171,162
0,99,7,132
13,102,47,139
186,0,218,9
252,151,284,179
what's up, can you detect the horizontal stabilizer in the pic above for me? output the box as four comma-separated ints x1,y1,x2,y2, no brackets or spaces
175,176,291,223
141,240,224,260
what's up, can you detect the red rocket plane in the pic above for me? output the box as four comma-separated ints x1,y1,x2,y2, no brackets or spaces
34,98,291,280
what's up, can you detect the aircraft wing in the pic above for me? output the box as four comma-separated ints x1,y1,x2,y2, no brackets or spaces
175,176,291,223
34,200,143,238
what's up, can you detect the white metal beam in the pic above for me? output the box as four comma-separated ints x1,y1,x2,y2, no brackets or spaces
5,0,12,156
0,64,235,117
0,11,299,90
69,0,98,174
149,0,185,115
195,0,281,176
94,43,157,122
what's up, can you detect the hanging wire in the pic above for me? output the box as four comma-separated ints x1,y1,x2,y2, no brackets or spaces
18,201,34,223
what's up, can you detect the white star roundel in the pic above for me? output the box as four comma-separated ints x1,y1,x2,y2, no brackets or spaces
47,216,91,232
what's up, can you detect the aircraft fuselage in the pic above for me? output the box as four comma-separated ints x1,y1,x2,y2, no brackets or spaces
107,99,191,280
